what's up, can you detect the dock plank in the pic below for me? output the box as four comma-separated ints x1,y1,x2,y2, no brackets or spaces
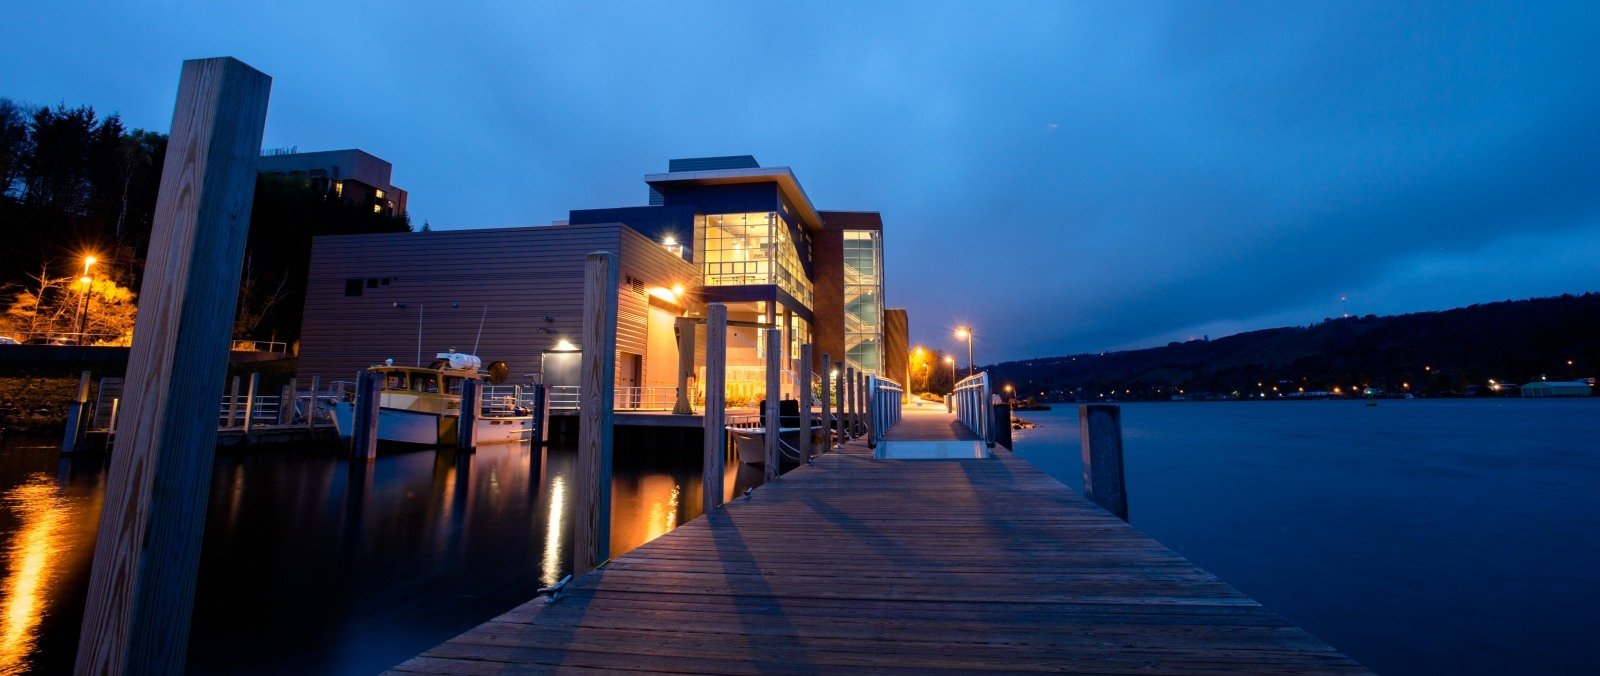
391,407,1365,674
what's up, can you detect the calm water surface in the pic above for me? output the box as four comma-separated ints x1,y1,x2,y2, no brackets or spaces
0,438,765,674
1014,398,1600,675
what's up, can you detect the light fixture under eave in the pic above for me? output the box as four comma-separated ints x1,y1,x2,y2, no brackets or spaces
554,339,576,351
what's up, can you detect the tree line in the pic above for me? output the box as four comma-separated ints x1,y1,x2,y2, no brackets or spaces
0,97,409,346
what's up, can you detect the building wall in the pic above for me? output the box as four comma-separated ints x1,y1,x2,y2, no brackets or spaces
815,211,884,374
297,222,697,385
884,308,909,389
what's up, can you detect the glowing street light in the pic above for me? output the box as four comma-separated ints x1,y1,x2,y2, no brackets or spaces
944,355,956,386
74,254,98,342
954,325,974,377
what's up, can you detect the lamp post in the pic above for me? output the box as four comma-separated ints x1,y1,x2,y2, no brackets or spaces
944,355,956,388
74,255,96,343
955,325,974,377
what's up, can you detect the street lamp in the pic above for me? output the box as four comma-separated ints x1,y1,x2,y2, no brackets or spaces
74,255,97,343
954,325,974,377
944,355,956,388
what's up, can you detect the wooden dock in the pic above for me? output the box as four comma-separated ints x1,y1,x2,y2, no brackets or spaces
391,406,1366,674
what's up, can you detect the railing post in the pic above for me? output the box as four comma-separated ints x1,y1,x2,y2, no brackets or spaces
242,372,259,434
351,371,380,460
457,378,479,450
702,304,727,513
574,251,618,576
798,343,813,464
1079,404,1129,521
75,56,270,676
763,325,781,481
62,370,91,452
819,353,832,454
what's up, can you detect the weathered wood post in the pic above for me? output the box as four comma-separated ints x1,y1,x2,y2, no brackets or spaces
75,56,270,676
241,372,259,433
227,375,241,428
798,343,813,464
573,251,618,576
62,370,92,452
530,383,547,446
306,375,320,431
819,352,832,454
1079,404,1129,521
834,361,846,444
844,366,856,439
457,378,479,450
702,304,727,513
279,378,296,425
763,325,781,481
865,376,876,449
351,370,380,460
993,400,1013,450
673,317,696,415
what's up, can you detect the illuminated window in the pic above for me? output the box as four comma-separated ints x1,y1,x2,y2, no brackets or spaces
843,230,882,374
696,212,812,309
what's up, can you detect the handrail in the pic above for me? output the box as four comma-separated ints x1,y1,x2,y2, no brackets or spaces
865,375,904,448
952,371,993,446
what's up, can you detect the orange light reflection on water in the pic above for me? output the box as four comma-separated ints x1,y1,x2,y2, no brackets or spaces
0,474,97,673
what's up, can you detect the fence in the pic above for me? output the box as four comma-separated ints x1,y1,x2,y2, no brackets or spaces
952,371,993,445
866,375,904,446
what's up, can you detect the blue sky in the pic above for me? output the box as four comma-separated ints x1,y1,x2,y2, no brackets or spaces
4,1,1597,361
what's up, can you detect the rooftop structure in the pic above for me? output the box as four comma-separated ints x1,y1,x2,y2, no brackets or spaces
258,148,407,217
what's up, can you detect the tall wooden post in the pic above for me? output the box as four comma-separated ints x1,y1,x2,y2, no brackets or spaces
306,375,320,431
351,371,380,460
457,378,480,450
672,317,696,414
865,376,876,449
702,304,727,513
833,361,845,444
845,366,856,438
62,370,92,452
1079,404,1129,521
279,378,296,425
857,372,867,437
574,251,618,576
798,343,813,464
75,56,270,676
227,375,241,427
763,326,781,481
819,353,832,454
241,372,259,433
530,383,547,446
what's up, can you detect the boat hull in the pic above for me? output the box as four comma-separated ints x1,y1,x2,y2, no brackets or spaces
333,402,532,446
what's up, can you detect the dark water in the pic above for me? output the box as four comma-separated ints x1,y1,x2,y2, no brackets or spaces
0,438,765,674
1013,398,1600,675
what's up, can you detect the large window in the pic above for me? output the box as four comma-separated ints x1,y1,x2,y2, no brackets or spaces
844,230,883,375
698,212,813,308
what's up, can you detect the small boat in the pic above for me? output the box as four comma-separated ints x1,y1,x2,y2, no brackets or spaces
331,352,533,446
728,426,805,465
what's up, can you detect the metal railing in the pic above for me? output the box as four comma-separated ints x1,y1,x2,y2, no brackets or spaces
952,371,993,446
229,339,288,353
866,375,904,447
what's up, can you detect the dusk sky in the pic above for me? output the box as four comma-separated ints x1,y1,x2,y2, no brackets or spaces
4,2,1598,362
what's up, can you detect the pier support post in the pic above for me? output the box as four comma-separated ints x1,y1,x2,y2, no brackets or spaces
306,375,320,431
819,353,832,455
702,304,727,513
673,317,696,414
865,376,876,448
763,325,781,481
993,402,1013,450
227,375,241,428
798,344,813,463
242,372,259,434
280,378,296,425
574,251,618,576
1079,404,1129,521
844,366,856,439
531,383,547,446
351,371,380,460
458,379,479,450
834,361,845,445
75,56,270,676
62,370,91,452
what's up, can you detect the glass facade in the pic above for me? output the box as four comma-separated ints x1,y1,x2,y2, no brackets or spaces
697,212,813,309
843,230,883,374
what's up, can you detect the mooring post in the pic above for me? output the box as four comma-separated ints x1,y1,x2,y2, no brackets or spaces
74,56,270,676
62,370,92,452
763,326,781,481
574,251,618,576
702,303,727,513
351,371,380,460
798,343,813,463
834,361,846,444
531,383,547,446
227,375,241,428
458,378,480,450
819,352,832,454
1079,404,1129,521
673,317,696,414
865,376,876,448
844,366,856,439
242,372,259,434
993,401,1013,450
280,378,296,425
306,375,320,431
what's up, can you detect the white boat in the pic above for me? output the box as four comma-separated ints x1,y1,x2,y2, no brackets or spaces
331,352,533,446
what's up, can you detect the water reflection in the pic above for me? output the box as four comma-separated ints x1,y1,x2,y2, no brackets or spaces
0,436,764,674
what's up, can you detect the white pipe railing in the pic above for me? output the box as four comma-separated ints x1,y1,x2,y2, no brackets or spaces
866,375,904,447
952,371,992,445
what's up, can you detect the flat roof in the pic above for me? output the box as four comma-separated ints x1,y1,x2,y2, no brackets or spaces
644,167,824,231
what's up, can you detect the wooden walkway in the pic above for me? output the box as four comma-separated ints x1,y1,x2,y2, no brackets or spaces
391,408,1366,674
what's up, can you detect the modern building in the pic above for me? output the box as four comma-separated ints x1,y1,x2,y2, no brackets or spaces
258,148,408,217
297,156,897,409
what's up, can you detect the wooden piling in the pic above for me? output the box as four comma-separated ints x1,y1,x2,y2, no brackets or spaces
75,56,271,676
457,378,479,450
1078,404,1129,521
574,251,618,576
280,377,296,425
763,326,781,481
242,372,259,433
306,375,320,431
819,353,832,454
865,376,876,448
351,370,380,460
798,344,813,463
62,370,91,452
834,361,845,444
227,375,241,427
530,383,548,447
844,366,856,438
702,304,727,514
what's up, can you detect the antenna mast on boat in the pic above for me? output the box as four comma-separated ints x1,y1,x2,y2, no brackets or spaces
472,305,488,356
416,303,425,366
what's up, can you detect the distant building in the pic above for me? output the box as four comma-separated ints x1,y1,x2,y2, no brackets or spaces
1520,380,1593,397
257,148,407,217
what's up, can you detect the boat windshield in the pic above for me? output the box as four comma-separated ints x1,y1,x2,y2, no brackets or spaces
411,374,439,393
444,376,465,395
380,371,407,390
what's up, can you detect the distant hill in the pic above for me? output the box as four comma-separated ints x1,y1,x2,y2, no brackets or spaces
988,293,1600,401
